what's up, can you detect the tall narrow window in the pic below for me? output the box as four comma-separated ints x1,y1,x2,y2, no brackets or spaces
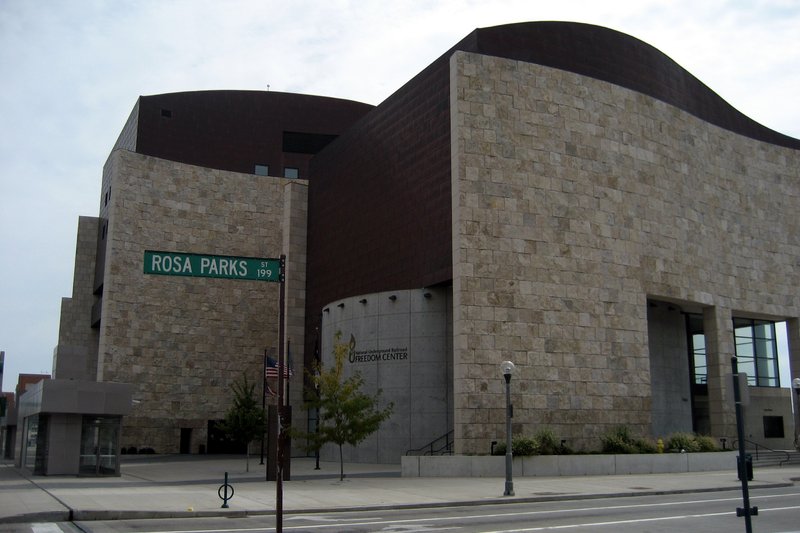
686,314,707,385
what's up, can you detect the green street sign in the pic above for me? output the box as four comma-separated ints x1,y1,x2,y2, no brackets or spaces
144,251,282,282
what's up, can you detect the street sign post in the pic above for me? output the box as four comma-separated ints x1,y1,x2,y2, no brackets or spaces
143,250,282,282
144,250,287,528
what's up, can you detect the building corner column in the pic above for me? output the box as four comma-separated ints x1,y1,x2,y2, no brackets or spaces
703,306,736,441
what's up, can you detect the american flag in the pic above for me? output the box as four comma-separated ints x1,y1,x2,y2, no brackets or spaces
265,356,293,378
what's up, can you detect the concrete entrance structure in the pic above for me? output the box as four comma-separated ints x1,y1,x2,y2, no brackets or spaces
15,379,133,475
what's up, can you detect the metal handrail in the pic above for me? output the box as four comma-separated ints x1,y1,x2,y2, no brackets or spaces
405,430,454,456
732,438,792,466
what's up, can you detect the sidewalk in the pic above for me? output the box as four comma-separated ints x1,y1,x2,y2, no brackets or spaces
2,455,799,523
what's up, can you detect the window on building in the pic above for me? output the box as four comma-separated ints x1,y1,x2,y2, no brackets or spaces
160,108,172,118
254,164,269,176
686,314,707,385
284,167,299,179
763,416,784,438
23,415,39,471
733,317,779,387
687,314,780,389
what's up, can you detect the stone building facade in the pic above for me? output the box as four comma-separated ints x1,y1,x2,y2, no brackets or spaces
54,91,372,453
449,50,800,452
53,22,800,459
98,150,291,452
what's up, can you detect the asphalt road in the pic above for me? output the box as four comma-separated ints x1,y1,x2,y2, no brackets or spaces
8,486,800,533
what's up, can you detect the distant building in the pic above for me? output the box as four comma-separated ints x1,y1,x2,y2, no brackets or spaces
53,22,800,461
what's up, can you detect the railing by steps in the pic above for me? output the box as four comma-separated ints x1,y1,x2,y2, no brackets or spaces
405,430,454,456
732,439,800,466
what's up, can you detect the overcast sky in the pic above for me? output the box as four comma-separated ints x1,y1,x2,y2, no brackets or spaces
1,0,798,392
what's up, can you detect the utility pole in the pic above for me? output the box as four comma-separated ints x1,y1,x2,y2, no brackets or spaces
275,255,286,533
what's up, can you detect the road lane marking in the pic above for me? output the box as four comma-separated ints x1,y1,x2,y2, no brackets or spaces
32,525,64,533
128,491,800,533
483,504,800,532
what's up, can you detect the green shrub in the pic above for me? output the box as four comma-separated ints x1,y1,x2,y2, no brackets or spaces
601,435,637,454
665,432,719,452
694,435,719,452
635,437,659,454
493,440,537,456
601,426,656,454
666,432,701,453
513,436,538,456
601,426,634,454
535,428,562,455
492,428,571,456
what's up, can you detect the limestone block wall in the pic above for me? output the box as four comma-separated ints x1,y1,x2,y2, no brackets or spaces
54,216,101,381
98,150,301,453
450,51,800,454
282,181,308,429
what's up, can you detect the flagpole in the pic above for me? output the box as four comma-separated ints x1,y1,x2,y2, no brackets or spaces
314,329,320,470
260,348,266,465
286,339,291,404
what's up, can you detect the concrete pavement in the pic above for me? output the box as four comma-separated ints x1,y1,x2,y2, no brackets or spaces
1,455,799,523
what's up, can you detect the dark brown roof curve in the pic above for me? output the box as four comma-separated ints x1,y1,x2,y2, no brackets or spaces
453,22,799,150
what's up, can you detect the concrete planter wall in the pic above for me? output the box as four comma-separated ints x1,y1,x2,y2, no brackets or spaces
401,452,737,477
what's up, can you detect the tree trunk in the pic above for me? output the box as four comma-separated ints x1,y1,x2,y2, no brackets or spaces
246,442,250,473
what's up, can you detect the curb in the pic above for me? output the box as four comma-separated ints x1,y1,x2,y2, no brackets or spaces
6,480,789,523
0,511,71,525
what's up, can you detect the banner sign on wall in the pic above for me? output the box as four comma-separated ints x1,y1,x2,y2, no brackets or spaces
346,334,408,364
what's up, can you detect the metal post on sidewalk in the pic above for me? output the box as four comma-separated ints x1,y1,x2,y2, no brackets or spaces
732,356,757,532
275,254,286,533
501,361,515,497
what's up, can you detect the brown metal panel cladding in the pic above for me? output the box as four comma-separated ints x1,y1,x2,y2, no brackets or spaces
135,90,374,177
305,56,453,365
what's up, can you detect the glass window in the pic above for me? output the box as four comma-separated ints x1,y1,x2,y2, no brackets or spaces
23,415,39,470
687,314,780,388
284,167,299,179
733,318,779,387
687,314,707,385
254,164,269,176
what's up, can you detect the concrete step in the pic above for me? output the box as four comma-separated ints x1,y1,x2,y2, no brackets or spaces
751,450,800,467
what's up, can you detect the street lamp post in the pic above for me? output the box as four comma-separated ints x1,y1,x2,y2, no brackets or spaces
501,361,515,496
793,378,800,451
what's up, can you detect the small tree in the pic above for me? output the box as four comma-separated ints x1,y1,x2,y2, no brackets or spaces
295,333,394,480
219,374,266,472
